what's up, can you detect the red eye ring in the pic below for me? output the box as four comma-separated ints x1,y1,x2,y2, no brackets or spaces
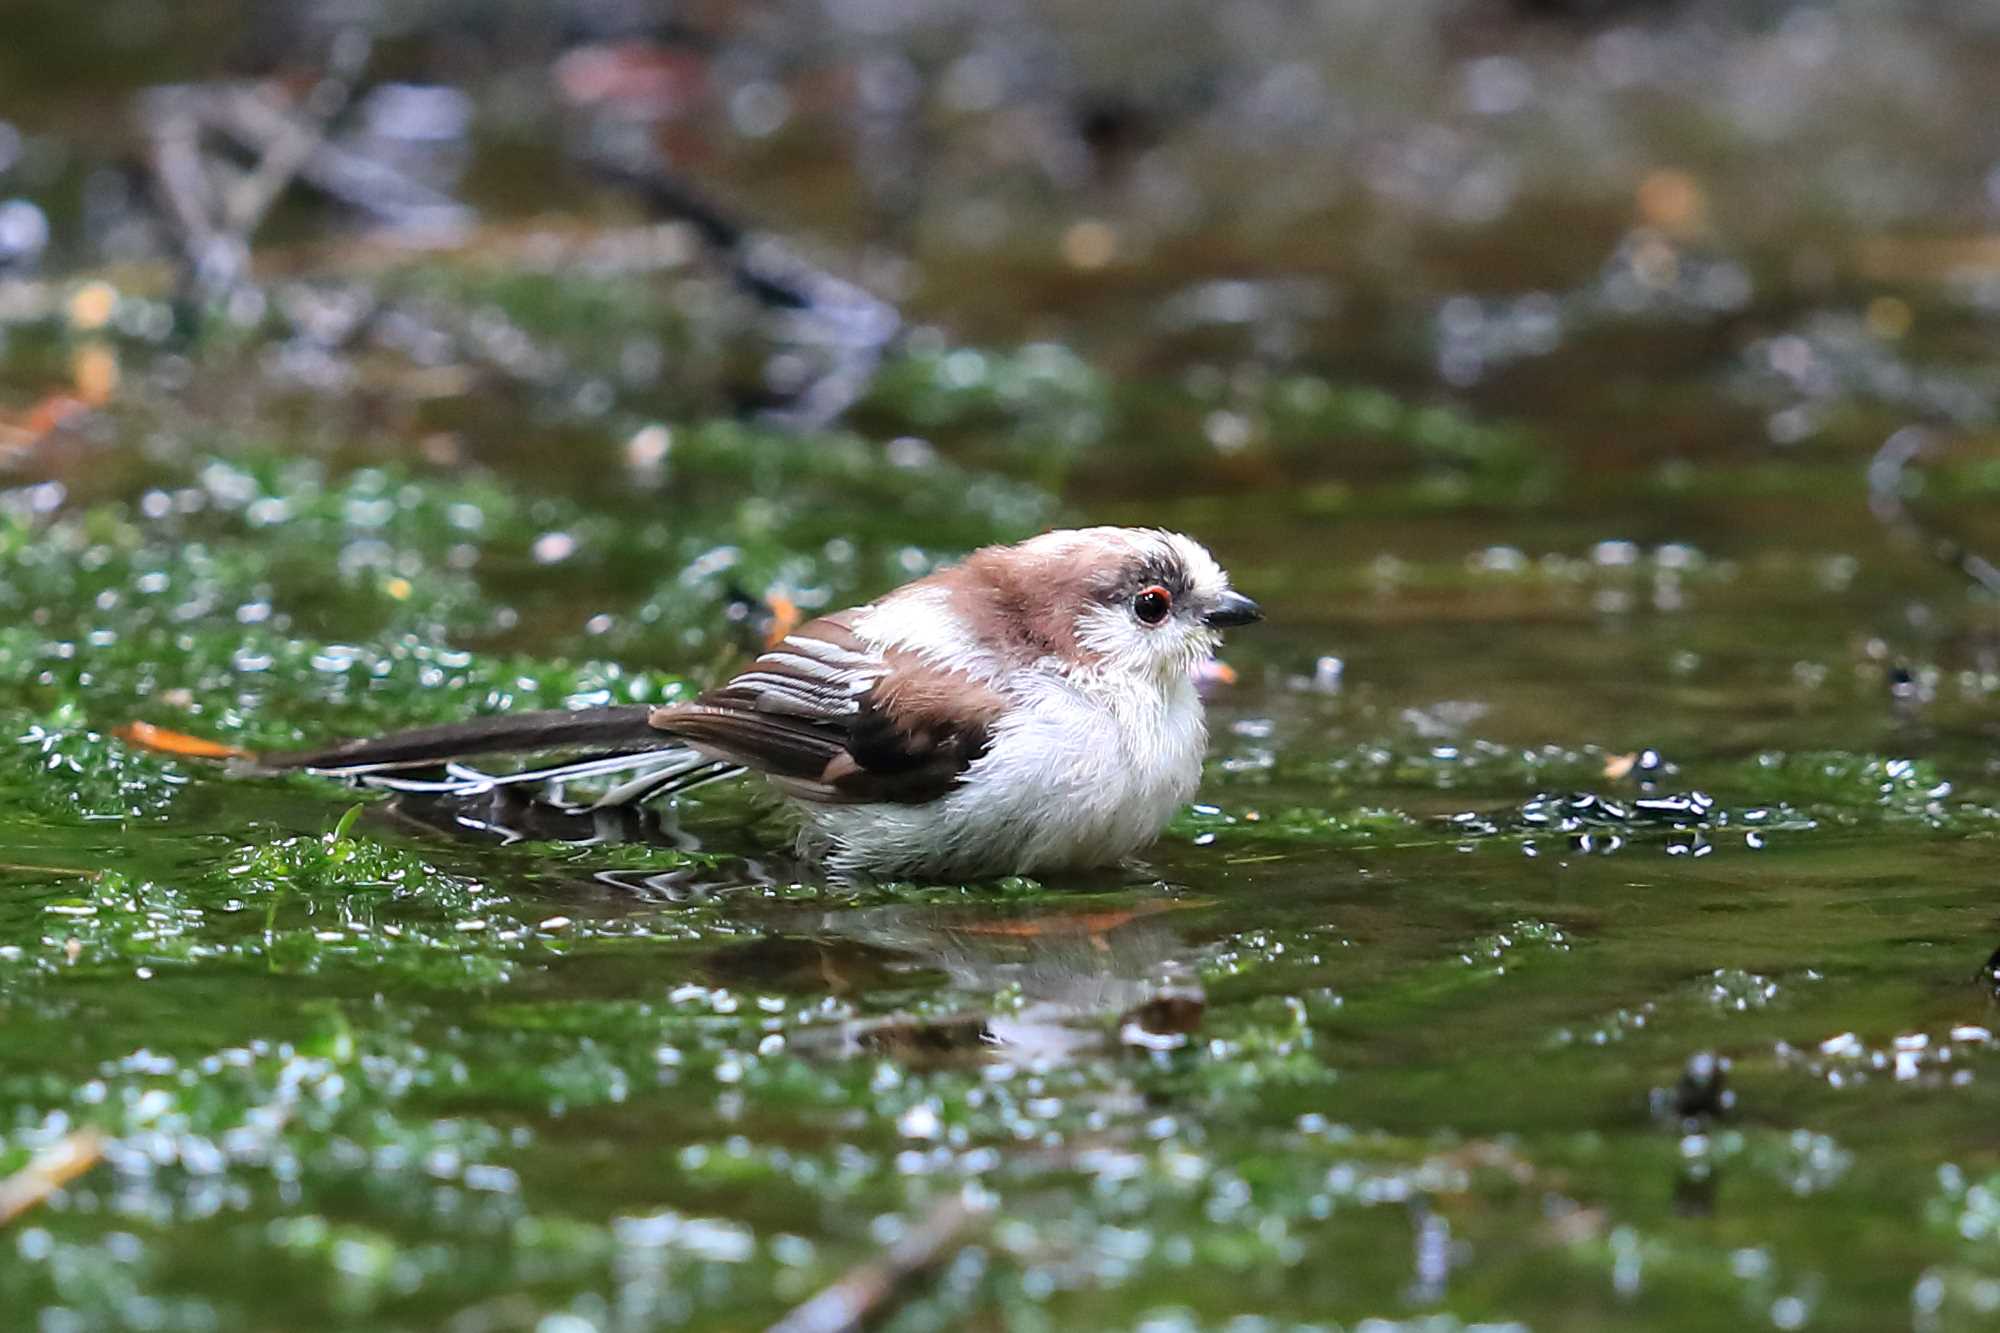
1133,585,1173,625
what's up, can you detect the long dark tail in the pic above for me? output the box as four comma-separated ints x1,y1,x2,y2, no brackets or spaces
252,705,667,774
246,706,743,808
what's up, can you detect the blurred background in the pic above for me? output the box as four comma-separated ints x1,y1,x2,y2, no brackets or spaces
6,0,2000,688
8,2,2000,1330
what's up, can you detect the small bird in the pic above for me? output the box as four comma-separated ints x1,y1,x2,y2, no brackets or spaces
253,527,1261,878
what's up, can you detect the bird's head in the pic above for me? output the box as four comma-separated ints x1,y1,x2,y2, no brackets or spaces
955,527,1261,681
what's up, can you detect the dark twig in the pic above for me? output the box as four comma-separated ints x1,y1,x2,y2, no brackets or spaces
765,1194,989,1333
141,87,239,296
201,86,466,231
223,30,373,232
139,29,465,309
1868,426,2000,598
142,74,357,304
582,143,900,430
583,147,758,273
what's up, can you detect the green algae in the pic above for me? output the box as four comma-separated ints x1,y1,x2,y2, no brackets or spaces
0,706,189,821
11,384,2000,1330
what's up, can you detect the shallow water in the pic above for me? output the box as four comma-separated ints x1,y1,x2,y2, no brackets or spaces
8,3,2000,1331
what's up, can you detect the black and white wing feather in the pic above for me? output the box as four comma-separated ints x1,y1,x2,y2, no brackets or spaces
248,608,1002,809
650,609,1003,805
248,701,731,804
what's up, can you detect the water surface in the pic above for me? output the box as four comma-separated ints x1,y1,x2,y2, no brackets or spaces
6,4,2000,1329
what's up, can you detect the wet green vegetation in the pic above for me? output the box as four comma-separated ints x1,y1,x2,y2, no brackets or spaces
9,3,2000,1330
10,311,2000,1328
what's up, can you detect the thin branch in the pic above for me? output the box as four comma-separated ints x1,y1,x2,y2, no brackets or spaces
581,144,900,429
765,1194,989,1333
1868,426,2000,598
0,1132,104,1227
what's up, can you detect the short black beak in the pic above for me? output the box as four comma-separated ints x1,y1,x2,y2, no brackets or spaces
1203,590,1263,629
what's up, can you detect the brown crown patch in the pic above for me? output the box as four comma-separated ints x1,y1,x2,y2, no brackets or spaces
945,537,1108,663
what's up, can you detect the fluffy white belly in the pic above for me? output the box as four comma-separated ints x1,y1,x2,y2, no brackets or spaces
799,670,1207,878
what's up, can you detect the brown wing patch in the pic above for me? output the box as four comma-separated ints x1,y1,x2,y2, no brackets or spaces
645,703,849,778
827,656,1005,802
647,613,1004,805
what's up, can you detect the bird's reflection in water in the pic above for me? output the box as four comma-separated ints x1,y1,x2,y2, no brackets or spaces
370,788,792,900
366,790,1211,1066
374,785,705,853
785,903,1207,1068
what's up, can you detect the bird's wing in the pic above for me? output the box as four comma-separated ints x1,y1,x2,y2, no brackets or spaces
648,609,1004,804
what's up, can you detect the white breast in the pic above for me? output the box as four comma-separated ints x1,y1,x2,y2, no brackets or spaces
799,665,1208,879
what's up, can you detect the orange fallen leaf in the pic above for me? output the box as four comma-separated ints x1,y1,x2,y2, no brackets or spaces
115,721,250,761
763,592,802,647
1603,752,1638,780
0,392,90,453
960,910,1144,939
957,898,1198,940
1195,658,1238,687
23,393,89,435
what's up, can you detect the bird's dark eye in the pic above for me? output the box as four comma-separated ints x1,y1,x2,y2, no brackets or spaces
1133,585,1173,625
